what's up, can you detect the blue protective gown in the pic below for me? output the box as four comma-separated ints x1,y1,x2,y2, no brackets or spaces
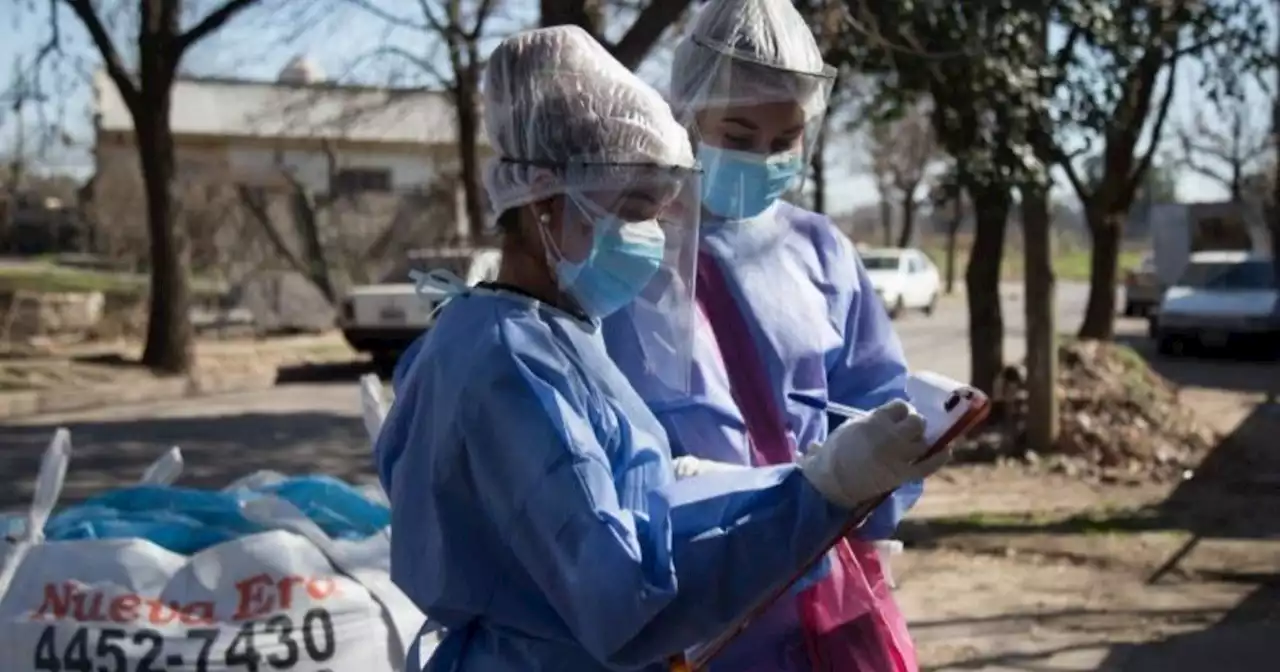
602,202,920,671
376,287,853,671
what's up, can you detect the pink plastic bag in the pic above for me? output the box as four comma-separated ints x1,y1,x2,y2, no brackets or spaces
795,539,917,672
695,251,917,672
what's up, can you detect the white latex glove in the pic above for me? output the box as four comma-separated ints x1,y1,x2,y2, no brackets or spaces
672,455,749,480
799,400,947,508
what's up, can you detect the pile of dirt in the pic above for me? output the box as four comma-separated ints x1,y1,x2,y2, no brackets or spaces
959,340,1219,482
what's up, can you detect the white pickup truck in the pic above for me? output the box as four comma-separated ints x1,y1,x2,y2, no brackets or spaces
339,248,501,366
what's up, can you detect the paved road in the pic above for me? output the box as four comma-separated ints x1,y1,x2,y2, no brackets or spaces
3,281,1273,511
897,281,1093,382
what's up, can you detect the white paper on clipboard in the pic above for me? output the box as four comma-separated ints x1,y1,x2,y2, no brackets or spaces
906,370,982,447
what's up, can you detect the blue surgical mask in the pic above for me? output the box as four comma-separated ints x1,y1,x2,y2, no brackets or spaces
698,144,804,220
554,216,665,319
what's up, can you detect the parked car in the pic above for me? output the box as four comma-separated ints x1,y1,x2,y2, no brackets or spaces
1122,253,1161,317
859,247,942,318
1150,251,1278,356
339,248,501,366
1134,201,1272,319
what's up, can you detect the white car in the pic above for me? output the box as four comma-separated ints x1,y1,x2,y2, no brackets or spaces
859,247,942,318
1151,250,1278,356
340,248,501,366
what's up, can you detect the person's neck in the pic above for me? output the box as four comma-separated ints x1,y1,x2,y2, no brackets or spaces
495,243,573,312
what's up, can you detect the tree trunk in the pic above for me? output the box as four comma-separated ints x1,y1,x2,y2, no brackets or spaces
1273,17,1280,288
897,190,916,248
290,190,338,304
1078,206,1124,340
539,0,603,33
811,116,828,214
136,100,194,373
1021,184,1058,452
964,185,1008,395
879,194,893,246
944,206,960,295
456,59,486,242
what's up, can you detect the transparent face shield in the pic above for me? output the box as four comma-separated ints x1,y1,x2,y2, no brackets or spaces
677,40,837,220
541,161,702,396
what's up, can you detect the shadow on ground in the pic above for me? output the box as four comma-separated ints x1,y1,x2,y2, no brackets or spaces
275,359,381,384
1099,397,1280,670
1114,330,1280,398
0,411,375,511
906,397,1280,670
1096,580,1280,671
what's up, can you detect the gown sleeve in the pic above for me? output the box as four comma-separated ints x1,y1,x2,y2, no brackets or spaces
822,233,922,540
461,351,849,668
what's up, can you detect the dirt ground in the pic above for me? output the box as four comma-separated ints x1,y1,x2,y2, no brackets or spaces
0,332,355,392
893,377,1280,670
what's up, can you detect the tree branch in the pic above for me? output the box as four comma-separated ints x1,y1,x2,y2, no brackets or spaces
1171,34,1228,60
341,0,431,30
1059,150,1091,205
32,0,62,69
1179,153,1232,188
367,45,452,89
1180,134,1237,163
236,185,309,275
1126,51,1179,200
1050,24,1082,86
611,0,695,70
414,0,450,35
466,0,499,40
64,0,139,113
175,0,261,54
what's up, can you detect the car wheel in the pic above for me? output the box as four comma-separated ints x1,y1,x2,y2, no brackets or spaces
922,293,938,316
888,296,905,320
1155,333,1184,357
372,351,400,375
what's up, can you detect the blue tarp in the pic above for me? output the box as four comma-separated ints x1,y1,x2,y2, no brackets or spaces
34,475,389,555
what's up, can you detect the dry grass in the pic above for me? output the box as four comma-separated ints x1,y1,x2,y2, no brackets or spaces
905,234,1145,283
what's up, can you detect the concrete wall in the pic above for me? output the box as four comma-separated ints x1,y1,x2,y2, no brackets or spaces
88,134,473,270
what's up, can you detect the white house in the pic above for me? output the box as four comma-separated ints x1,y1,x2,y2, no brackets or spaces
91,56,481,244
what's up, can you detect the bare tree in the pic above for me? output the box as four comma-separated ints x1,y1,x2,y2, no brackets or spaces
1177,99,1272,202
26,0,267,373
864,102,938,248
810,111,831,214
344,0,501,243
540,0,695,69
1273,0,1280,287
237,145,456,303
866,138,895,245
929,164,966,295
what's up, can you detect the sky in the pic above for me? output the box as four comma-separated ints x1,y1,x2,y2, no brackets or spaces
0,0,1268,213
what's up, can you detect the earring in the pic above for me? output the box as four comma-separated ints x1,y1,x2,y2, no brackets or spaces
538,212,550,224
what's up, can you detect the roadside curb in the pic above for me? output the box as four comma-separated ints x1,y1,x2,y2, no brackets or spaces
0,369,280,421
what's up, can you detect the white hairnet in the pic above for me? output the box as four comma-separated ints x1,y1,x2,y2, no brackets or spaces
669,0,835,122
482,25,695,222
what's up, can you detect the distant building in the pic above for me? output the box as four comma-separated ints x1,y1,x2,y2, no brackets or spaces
1136,200,1268,250
89,56,485,262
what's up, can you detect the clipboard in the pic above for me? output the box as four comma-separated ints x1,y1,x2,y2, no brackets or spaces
669,371,991,672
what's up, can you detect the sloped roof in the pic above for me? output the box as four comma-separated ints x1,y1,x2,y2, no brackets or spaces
93,71,469,147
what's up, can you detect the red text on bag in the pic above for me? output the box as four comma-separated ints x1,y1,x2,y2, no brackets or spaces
28,574,340,625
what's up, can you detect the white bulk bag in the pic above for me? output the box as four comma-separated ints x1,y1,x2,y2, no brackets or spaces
0,430,426,672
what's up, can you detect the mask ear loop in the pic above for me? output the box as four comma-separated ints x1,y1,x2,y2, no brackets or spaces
409,268,468,320
534,208,569,285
